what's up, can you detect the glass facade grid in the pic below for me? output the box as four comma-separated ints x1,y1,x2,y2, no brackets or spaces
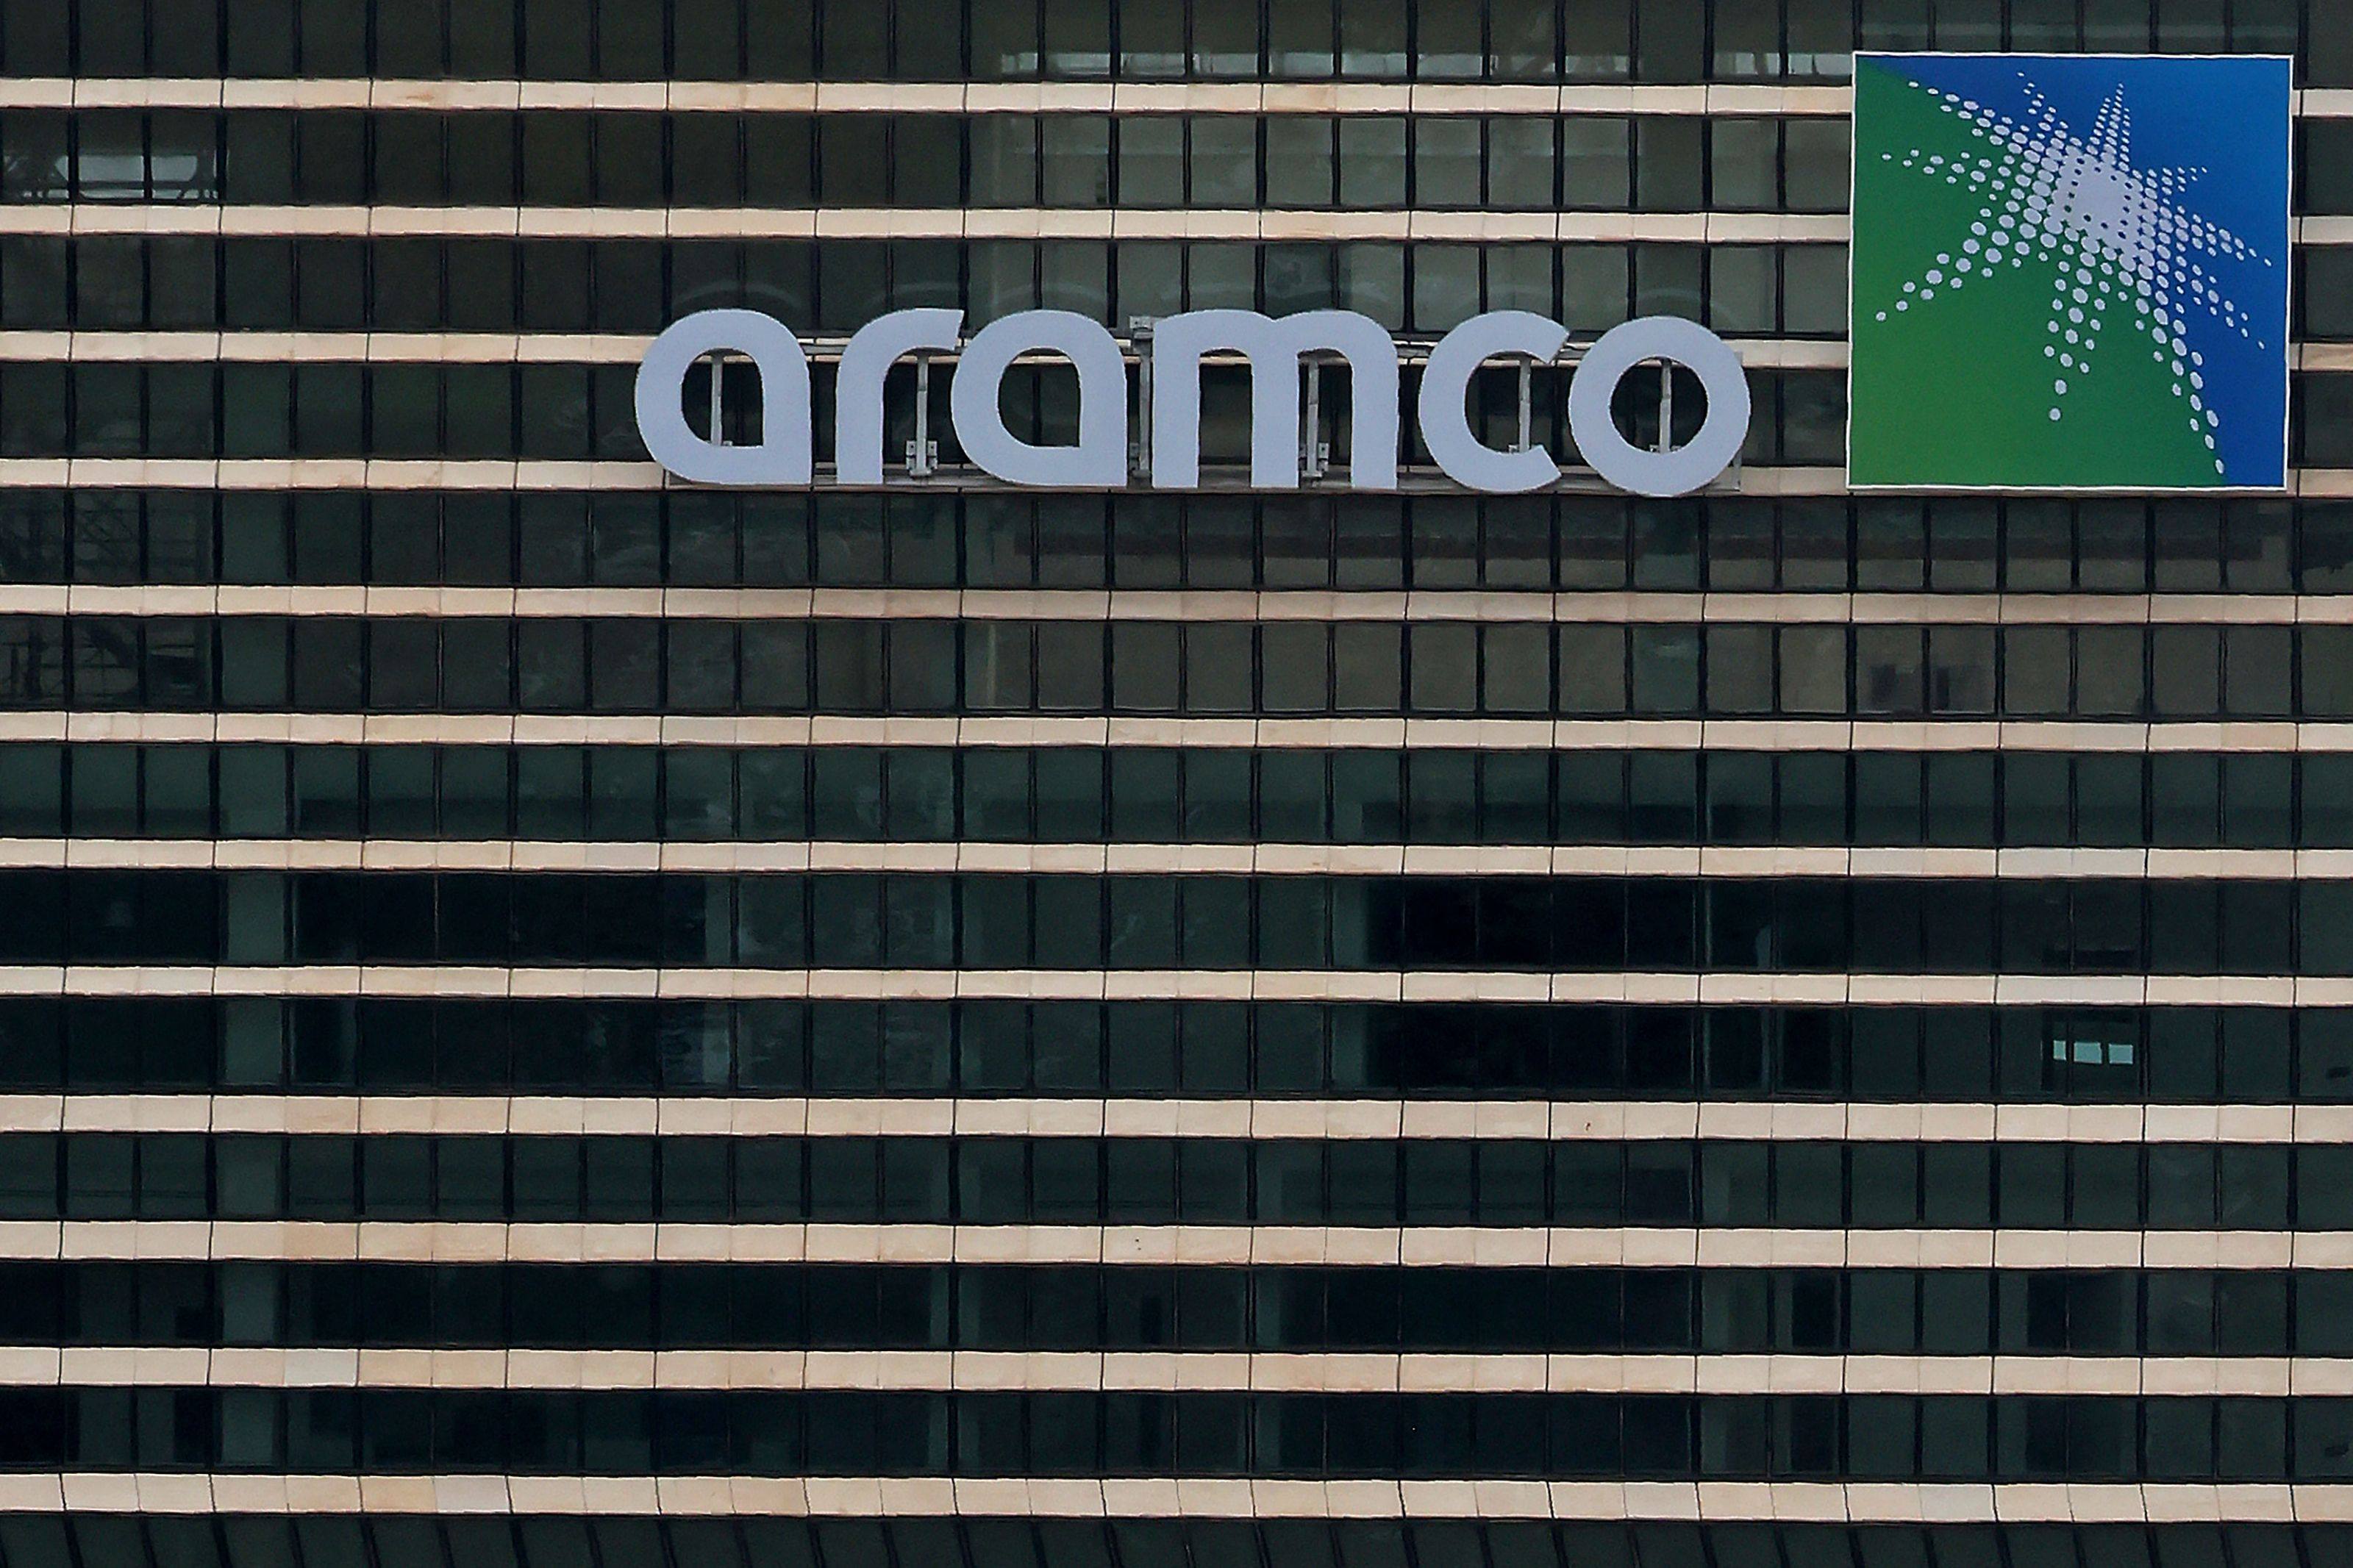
0,0,2332,82
0,996,2333,1101
14,229,2353,343
0,742,2344,848
1,0,2346,1544
2,1257,2352,1356
6,489,2341,590
0,1518,2329,1568
24,612,2353,717
3,1128,2352,1230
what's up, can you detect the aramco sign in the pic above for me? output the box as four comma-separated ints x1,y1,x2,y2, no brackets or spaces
634,308,1750,498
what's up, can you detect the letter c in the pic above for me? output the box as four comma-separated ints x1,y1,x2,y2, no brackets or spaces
1417,311,1571,494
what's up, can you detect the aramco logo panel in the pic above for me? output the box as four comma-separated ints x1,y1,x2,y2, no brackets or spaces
1848,51,2291,492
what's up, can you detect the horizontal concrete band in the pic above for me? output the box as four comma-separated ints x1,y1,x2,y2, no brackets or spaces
7,841,2346,880
10,588,2349,626
21,461,2353,501
10,78,2353,122
0,967,2337,1006
0,79,1867,115
0,207,1855,242
0,714,2336,752
0,80,1868,116
5,208,2347,247
15,335,2353,378
0,1349,2334,1396
1,1096,2332,1145
0,332,1855,367
0,1474,2338,1520
0,1221,2336,1267
0,459,1861,495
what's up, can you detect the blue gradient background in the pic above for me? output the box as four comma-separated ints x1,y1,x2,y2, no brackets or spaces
1860,53,2292,487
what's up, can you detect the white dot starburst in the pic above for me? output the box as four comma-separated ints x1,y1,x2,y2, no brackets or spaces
1872,71,2277,478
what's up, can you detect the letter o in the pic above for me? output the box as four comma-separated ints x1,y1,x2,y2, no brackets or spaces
1564,317,1750,498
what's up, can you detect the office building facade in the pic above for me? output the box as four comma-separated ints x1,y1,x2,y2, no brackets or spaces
1,0,2352,1563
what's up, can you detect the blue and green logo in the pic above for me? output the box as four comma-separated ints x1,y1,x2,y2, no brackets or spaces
1848,53,2291,491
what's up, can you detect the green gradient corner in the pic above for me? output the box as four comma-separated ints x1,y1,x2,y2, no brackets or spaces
1847,57,2227,491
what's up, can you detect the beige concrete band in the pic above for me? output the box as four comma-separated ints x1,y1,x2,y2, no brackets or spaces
11,77,2353,123
0,840,2332,879
0,1474,2335,1521
0,1348,2328,1396
1,587,2344,624
0,1220,2328,1266
0,713,2329,751
0,967,2327,1006
0,1096,2327,1145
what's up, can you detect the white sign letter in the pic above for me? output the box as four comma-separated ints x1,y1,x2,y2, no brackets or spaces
949,310,1129,489
1149,309,1399,491
835,307,964,484
635,309,813,485
1418,311,1571,494
1565,316,1750,498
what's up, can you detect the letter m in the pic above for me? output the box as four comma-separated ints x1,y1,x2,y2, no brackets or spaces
1148,310,1399,491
